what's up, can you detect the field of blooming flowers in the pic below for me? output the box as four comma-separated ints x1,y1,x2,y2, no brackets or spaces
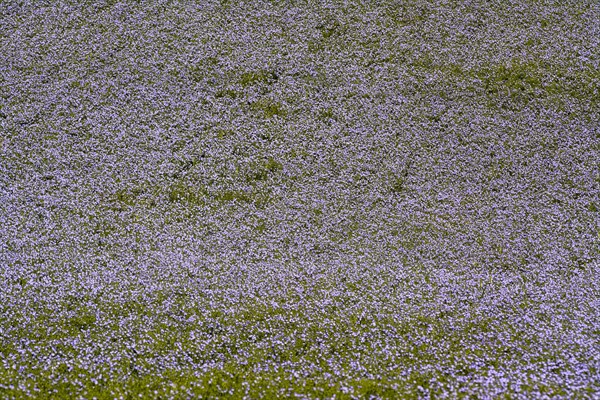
1,0,599,398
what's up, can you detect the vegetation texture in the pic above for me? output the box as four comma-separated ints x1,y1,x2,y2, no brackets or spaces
1,0,599,398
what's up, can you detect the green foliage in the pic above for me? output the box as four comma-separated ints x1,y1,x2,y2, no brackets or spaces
390,176,406,194
265,157,283,173
1,295,594,399
167,183,207,205
250,99,287,119
477,61,543,98
215,89,243,99
471,59,600,109
68,311,97,332
240,69,279,87
254,220,267,234
317,19,343,39
113,188,137,206
217,128,234,139
214,190,252,203
212,189,272,208
318,107,337,123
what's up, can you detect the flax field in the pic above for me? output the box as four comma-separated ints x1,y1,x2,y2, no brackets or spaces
1,0,599,398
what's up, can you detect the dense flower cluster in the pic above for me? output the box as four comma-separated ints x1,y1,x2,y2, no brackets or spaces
1,0,599,398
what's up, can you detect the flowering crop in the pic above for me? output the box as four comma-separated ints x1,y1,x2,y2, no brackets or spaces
1,0,599,398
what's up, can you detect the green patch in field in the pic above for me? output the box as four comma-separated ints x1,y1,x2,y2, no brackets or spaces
113,188,138,206
214,190,252,203
317,19,343,39
211,188,272,208
68,310,97,332
246,157,283,182
477,60,543,98
216,128,235,139
215,88,243,99
167,182,207,206
240,69,279,87
317,107,337,123
390,176,407,194
469,58,599,110
264,157,283,172
109,184,160,209
250,98,287,119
